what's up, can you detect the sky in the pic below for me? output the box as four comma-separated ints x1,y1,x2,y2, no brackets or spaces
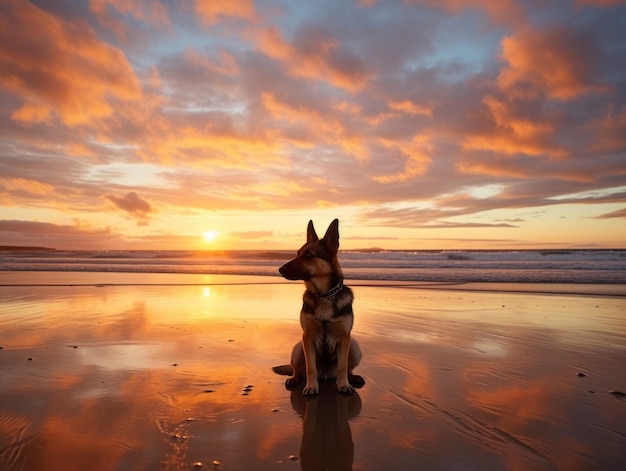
1,0,625,251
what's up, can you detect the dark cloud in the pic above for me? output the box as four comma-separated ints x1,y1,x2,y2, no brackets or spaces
105,192,152,224
0,219,114,249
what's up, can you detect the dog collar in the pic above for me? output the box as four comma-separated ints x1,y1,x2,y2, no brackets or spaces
318,279,344,299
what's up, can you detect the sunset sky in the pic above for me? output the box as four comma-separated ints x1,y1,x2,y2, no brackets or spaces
1,0,625,251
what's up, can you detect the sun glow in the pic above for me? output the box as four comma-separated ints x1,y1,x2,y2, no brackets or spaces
202,230,220,243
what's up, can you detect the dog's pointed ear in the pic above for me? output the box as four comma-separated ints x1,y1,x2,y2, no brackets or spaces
307,220,319,243
322,219,340,255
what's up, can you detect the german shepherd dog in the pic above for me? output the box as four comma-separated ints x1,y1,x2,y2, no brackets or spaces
277,219,364,396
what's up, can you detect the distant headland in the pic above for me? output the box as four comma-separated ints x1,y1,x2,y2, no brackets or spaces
0,246,56,251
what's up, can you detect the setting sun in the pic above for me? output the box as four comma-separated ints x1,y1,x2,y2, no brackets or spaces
202,230,220,243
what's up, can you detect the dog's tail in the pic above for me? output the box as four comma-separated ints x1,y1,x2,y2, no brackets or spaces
271,365,293,376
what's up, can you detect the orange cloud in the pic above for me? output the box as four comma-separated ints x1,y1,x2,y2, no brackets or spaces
0,0,142,126
482,96,553,139
135,121,284,168
374,134,433,182
388,99,433,117
462,134,568,160
261,92,314,125
64,142,96,158
1,177,55,198
194,0,257,25
498,26,608,100
460,95,568,162
455,157,535,179
262,92,369,160
364,99,433,126
257,26,371,92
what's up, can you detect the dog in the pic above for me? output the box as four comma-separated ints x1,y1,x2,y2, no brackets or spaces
276,219,364,396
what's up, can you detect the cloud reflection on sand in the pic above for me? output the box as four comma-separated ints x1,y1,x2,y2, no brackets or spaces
353,288,626,470
0,276,625,470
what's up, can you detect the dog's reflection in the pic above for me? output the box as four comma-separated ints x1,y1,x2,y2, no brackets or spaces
290,381,362,471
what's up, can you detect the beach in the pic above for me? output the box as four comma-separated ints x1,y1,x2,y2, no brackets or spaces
1,272,625,470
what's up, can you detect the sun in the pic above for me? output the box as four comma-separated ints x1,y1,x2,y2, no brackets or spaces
202,230,220,243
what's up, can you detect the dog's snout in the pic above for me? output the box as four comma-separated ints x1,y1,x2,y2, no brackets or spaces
279,259,308,281
278,262,292,279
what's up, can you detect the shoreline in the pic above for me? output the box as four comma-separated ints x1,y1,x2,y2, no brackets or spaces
1,271,625,297
1,272,625,470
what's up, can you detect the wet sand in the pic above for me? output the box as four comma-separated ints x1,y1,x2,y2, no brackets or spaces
0,272,625,470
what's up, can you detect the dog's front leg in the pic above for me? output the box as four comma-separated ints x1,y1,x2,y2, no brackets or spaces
336,334,354,395
302,331,319,396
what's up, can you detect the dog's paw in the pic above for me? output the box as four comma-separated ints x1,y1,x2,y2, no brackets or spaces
302,384,319,396
349,374,365,389
337,383,355,395
285,377,300,390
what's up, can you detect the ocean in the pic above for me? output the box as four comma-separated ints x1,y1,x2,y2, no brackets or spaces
1,248,625,285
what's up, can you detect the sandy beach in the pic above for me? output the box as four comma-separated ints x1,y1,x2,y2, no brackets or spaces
1,272,625,471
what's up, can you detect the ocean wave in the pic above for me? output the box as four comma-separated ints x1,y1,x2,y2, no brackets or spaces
1,249,625,284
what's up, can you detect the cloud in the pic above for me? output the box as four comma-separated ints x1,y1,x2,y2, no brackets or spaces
0,219,114,249
594,207,626,219
90,0,171,41
423,221,518,228
0,177,55,200
261,92,369,160
105,191,153,224
460,95,568,160
388,100,433,117
373,134,433,183
584,105,626,153
194,0,257,25
575,0,626,6
0,0,142,126
183,48,240,76
406,0,526,26
0,219,106,235
257,25,371,91
358,204,520,229
498,25,609,100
